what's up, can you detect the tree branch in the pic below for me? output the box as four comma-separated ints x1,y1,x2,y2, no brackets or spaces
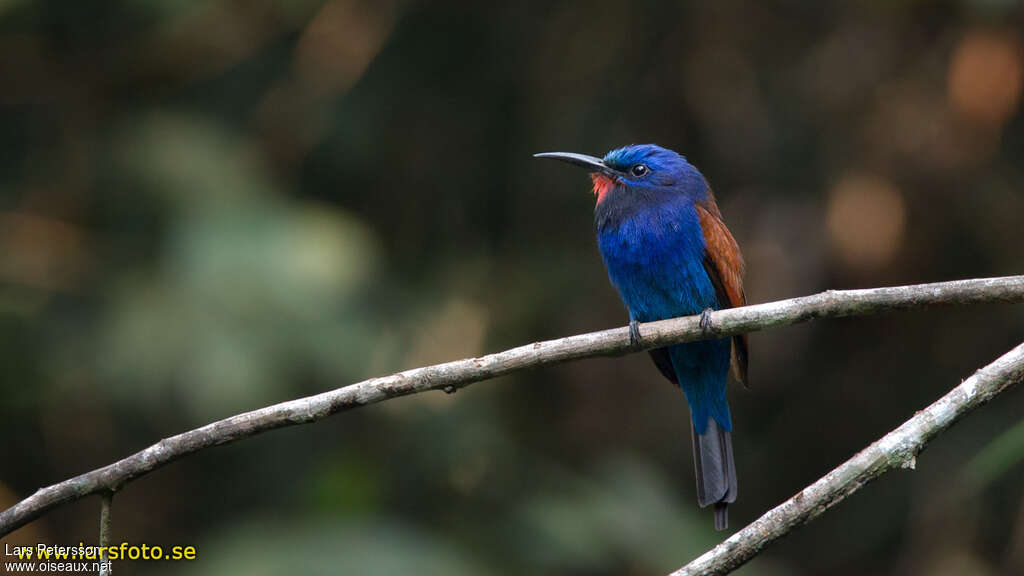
671,340,1024,576
1,275,1022,537
98,492,113,576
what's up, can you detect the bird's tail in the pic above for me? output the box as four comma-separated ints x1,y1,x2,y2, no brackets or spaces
691,417,737,530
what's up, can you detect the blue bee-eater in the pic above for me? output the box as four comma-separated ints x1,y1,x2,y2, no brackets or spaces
536,144,748,530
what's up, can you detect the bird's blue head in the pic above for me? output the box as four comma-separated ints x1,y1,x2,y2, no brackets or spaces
535,144,709,208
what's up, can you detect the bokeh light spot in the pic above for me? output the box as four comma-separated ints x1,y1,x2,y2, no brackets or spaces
948,30,1023,127
827,174,906,272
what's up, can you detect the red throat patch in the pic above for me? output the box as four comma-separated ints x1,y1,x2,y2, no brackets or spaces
590,173,616,203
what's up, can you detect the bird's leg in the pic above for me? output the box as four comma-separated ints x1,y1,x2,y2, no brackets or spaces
699,308,714,334
629,318,642,348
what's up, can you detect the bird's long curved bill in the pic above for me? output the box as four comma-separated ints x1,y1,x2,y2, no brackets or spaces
534,152,615,175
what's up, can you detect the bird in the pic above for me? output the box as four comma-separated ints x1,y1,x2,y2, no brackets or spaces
535,144,748,530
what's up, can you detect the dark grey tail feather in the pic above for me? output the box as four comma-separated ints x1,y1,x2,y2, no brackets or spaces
713,503,729,531
690,418,737,530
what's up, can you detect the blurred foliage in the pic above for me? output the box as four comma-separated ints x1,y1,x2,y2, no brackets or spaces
965,418,1024,492
1,1,1024,575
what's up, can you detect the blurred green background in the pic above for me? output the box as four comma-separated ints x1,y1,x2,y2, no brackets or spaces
2,1,1024,575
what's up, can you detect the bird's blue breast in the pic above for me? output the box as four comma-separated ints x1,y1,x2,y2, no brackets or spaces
596,198,718,322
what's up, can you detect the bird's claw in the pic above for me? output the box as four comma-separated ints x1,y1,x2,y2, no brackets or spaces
629,318,642,348
443,384,457,395
699,308,714,334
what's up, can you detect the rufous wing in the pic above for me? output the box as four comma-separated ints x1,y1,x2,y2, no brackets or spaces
696,198,749,387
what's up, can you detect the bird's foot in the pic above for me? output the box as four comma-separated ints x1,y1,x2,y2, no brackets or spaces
629,318,642,348
699,308,714,334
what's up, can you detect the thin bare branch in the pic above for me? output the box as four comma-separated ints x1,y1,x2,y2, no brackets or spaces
1,275,1022,537
671,341,1024,575
98,492,112,576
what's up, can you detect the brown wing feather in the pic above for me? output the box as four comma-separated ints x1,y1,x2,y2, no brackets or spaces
696,199,749,388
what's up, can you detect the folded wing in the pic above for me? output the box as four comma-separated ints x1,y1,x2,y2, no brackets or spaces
696,198,748,387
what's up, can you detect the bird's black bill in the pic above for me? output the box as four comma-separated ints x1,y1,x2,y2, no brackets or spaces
533,152,615,175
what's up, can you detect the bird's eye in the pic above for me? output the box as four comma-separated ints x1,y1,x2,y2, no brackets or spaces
630,164,649,177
